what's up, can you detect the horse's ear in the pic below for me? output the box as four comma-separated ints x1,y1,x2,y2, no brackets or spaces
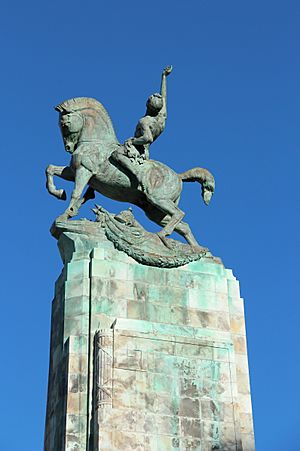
54,105,63,113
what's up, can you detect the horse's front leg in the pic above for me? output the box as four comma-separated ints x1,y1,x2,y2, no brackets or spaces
62,166,93,219
46,164,74,199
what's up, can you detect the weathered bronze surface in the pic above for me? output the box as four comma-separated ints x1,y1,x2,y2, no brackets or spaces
46,68,215,252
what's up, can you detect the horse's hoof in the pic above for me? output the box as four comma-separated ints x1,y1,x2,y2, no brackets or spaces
56,214,69,222
59,189,67,200
157,232,172,249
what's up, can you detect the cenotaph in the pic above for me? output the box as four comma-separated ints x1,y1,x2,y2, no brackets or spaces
44,67,255,450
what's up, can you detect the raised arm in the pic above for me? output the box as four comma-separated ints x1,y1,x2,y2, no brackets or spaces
160,65,172,118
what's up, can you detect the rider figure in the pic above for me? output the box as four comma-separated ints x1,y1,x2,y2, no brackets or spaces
111,66,172,188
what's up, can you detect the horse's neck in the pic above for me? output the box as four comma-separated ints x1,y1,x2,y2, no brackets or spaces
79,126,101,142
80,115,119,143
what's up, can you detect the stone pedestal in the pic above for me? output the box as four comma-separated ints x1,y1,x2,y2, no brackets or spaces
44,227,255,450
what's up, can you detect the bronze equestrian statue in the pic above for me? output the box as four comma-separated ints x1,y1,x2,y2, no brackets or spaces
46,68,215,247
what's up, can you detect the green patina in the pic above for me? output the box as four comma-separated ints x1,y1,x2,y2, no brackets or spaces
46,68,215,254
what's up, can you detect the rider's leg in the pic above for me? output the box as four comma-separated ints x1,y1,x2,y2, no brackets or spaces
111,150,143,188
111,151,134,174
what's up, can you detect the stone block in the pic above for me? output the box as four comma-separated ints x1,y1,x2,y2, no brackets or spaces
240,412,254,435
66,414,86,436
237,374,250,395
91,277,110,299
66,393,87,414
65,432,83,451
187,260,224,276
241,432,255,451
166,269,196,289
68,373,87,393
68,354,88,374
98,431,114,450
228,296,245,317
156,415,180,435
233,335,247,355
201,400,235,423
104,247,135,265
141,413,157,434
146,303,187,325
64,295,90,318
180,417,202,438
235,354,250,376
65,278,89,299
113,368,136,390
91,259,128,280
229,315,246,335
127,264,166,285
239,394,253,416
67,259,89,280
148,285,188,307
144,434,159,450
112,387,137,409
175,342,212,359
98,407,137,432
92,297,127,317
187,309,212,328
127,300,146,320
179,397,200,418
227,279,241,298
143,302,160,323
156,435,178,451
112,431,144,451
133,282,149,302
215,274,229,294
179,437,201,450
188,289,228,312
115,349,144,371
91,247,105,260
109,279,134,300
64,315,89,338
151,373,173,393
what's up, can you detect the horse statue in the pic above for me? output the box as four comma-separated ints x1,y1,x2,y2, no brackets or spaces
46,96,215,247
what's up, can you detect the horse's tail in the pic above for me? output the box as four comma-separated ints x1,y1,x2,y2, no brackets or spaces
179,167,215,205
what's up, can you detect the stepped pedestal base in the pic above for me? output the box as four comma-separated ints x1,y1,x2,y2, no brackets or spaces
44,228,255,450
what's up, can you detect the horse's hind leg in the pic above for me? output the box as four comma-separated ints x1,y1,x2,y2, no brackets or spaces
174,221,199,246
144,205,199,246
146,196,185,243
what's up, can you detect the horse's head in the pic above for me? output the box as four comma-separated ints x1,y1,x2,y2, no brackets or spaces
55,97,118,154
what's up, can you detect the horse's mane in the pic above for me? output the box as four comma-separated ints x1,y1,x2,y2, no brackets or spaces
55,97,105,114
55,97,118,142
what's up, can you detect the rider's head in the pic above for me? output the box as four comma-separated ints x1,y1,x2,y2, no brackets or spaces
146,93,163,115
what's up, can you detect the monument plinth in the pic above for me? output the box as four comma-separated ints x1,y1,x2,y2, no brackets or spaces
44,222,254,450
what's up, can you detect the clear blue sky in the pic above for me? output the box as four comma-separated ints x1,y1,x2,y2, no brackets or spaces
1,1,299,449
